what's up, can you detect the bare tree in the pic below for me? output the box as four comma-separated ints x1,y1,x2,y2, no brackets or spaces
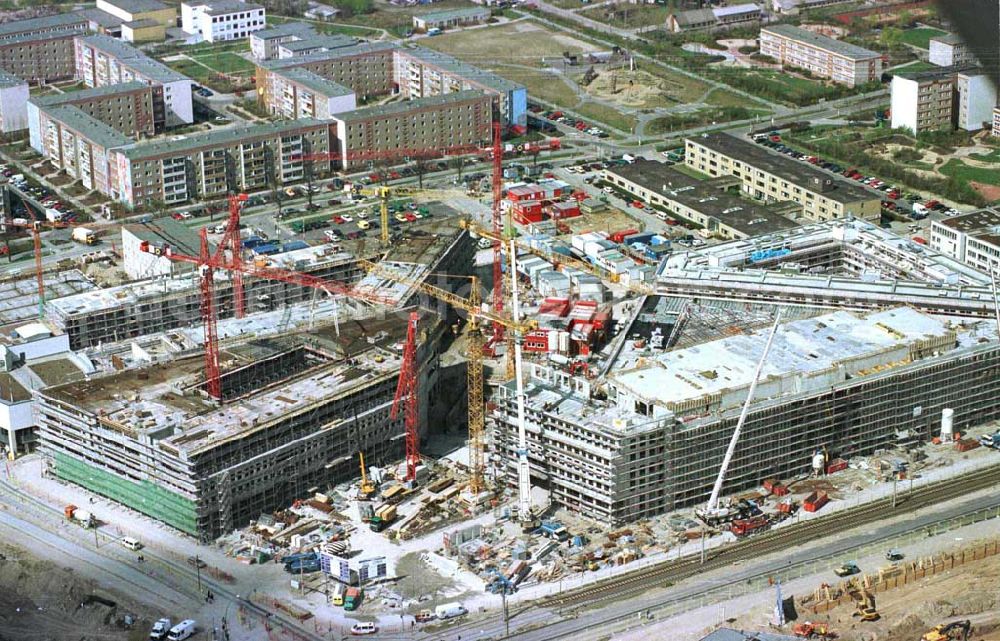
413,156,431,190
449,157,465,183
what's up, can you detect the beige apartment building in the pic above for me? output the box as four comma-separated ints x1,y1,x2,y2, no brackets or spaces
0,32,81,84
30,81,158,137
32,105,131,195
685,132,881,223
258,42,397,106
759,24,883,87
331,90,492,170
265,67,356,120
112,119,331,207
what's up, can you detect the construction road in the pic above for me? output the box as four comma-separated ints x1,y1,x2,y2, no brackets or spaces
423,462,1000,641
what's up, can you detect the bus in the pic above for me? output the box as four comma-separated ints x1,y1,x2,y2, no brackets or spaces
330,582,346,606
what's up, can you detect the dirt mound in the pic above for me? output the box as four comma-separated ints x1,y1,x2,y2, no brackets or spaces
887,612,926,640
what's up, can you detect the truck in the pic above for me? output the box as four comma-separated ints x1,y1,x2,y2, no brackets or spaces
343,587,363,611
730,515,770,537
369,504,397,532
978,432,1000,449
149,618,171,641
538,520,570,542
166,619,195,641
434,602,467,620
72,227,97,245
64,504,95,528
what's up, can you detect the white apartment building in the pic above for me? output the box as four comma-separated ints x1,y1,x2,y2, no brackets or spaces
0,69,29,133
929,34,976,67
182,0,264,43
931,209,1000,275
759,24,883,87
890,71,955,133
957,72,997,131
993,106,1000,138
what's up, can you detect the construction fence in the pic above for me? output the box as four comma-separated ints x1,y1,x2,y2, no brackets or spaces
805,538,1000,615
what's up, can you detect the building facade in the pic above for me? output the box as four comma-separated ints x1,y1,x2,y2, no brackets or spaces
249,22,317,60
95,0,177,28
930,208,1000,275
890,71,956,133
759,24,883,87
684,132,881,223
0,70,29,132
929,34,976,67
0,32,81,84
412,7,490,30
956,72,996,131
267,68,356,120
74,35,194,126
182,0,265,42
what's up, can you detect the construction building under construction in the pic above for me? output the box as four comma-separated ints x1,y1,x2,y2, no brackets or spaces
37,314,447,540
493,304,1000,524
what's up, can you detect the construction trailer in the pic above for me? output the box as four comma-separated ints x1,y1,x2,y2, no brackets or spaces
36,315,447,541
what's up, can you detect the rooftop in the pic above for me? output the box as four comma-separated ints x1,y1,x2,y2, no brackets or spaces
32,80,150,107
0,27,85,47
671,8,716,26
123,18,164,29
688,133,877,205
252,21,316,41
123,217,207,260
713,3,760,17
762,23,882,60
335,89,488,122
119,118,327,160
417,7,490,21
262,41,396,70
934,207,1000,234
610,307,952,414
44,104,133,150
0,67,24,88
930,33,964,46
192,0,264,16
101,0,172,14
278,34,356,53
605,159,799,236
401,45,522,94
276,66,353,97
79,8,126,28
0,13,87,38
76,34,189,83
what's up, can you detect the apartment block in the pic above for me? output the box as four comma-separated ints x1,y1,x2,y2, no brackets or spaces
413,7,489,30
685,132,880,222
29,81,158,141
929,33,976,67
331,90,492,170
0,69,29,133
759,24,883,87
182,0,265,43
249,21,317,60
74,35,193,126
31,105,131,195
0,13,88,42
993,107,1000,138
258,42,397,105
956,72,997,131
890,70,956,133
930,208,1000,275
111,119,331,207
0,31,81,84
268,68,356,120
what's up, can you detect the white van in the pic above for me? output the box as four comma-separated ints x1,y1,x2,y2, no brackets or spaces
120,537,143,551
435,602,468,620
167,620,196,641
350,621,378,635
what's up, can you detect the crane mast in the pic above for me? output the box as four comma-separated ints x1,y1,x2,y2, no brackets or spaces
509,239,533,524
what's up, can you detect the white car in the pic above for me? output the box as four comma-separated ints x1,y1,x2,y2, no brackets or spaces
603,186,614,194
350,622,378,635
324,229,341,242
340,215,354,223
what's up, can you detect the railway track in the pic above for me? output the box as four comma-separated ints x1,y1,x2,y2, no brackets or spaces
539,462,1000,611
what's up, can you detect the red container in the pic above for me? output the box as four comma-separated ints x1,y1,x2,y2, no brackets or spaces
826,458,848,475
803,491,829,513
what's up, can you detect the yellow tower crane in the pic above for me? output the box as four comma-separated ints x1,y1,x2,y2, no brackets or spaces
357,259,536,497
354,185,478,246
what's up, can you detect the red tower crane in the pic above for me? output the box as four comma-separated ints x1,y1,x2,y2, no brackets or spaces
490,120,504,349
392,311,420,482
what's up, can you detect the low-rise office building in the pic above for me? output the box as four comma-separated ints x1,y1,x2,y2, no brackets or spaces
331,90,492,170
759,24,883,87
182,0,265,43
666,3,762,33
413,7,490,31
685,132,881,223
74,35,193,126
0,69,29,133
602,159,800,239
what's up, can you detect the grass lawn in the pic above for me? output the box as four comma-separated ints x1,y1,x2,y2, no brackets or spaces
640,64,711,104
574,102,637,133
940,159,1000,187
421,20,598,65
190,52,256,75
578,3,670,29
492,65,580,106
704,88,760,109
167,59,213,85
897,27,946,49
547,0,591,8
969,148,1000,163
722,69,846,105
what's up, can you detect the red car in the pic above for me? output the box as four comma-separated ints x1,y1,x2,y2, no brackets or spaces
913,236,927,245
332,215,346,224
887,191,900,200
404,212,417,222
631,201,644,209
171,212,185,220
389,171,401,179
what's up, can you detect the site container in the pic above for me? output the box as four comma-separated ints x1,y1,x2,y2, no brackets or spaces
955,438,981,452
802,491,829,513
826,458,849,474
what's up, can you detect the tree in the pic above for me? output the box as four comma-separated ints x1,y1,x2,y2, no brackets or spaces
413,156,431,190
304,156,315,210
448,157,465,183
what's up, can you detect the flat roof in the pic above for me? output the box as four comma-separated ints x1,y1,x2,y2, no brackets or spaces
935,207,1000,234
930,33,964,46
0,27,85,47
123,217,206,258
0,371,31,403
0,13,87,38
401,45,522,94
123,18,164,28
762,24,882,60
262,40,396,70
252,21,316,40
714,3,760,17
336,89,487,122
611,307,950,412
0,67,24,88
119,118,327,160
102,0,171,13
195,0,264,15
688,132,878,205
276,66,353,97
76,34,189,83
605,160,799,236
45,105,133,150
79,8,126,28
417,7,490,21
32,80,149,107
278,34,356,53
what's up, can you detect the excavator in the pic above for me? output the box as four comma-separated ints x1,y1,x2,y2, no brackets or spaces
922,620,972,641
848,589,880,622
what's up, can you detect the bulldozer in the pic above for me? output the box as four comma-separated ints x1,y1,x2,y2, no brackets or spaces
922,620,972,641
848,589,880,622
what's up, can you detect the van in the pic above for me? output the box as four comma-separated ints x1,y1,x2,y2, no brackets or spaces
350,621,378,635
120,537,143,551
435,602,468,620
166,620,195,641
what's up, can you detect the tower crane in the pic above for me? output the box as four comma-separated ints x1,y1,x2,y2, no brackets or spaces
392,311,421,483
697,311,783,524
352,184,476,246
